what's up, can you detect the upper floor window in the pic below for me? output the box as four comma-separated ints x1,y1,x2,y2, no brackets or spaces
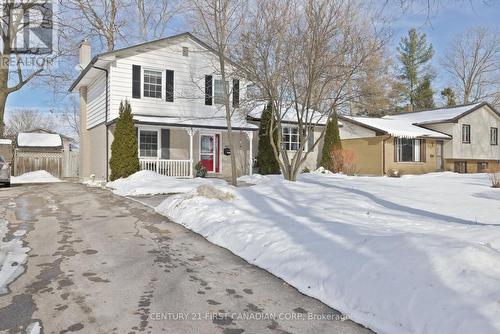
144,70,162,99
491,127,498,145
214,79,228,105
462,124,471,144
395,138,421,162
182,47,189,57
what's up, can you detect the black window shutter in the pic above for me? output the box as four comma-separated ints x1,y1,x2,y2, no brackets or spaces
132,65,141,99
205,75,213,105
232,79,240,108
161,129,170,159
165,70,174,102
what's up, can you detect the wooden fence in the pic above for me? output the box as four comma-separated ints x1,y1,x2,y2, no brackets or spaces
14,151,63,177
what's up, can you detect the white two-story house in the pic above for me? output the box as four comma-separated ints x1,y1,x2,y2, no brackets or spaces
70,32,258,182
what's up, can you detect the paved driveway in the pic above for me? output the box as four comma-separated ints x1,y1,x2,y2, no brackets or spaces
0,183,372,334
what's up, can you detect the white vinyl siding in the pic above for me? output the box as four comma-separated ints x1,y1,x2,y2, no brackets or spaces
86,71,107,129
107,38,246,121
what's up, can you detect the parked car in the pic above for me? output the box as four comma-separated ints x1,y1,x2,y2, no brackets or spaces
0,155,11,187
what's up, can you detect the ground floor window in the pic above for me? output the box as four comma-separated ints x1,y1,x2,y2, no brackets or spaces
477,162,488,173
139,129,158,157
282,126,300,151
454,161,467,173
395,138,423,162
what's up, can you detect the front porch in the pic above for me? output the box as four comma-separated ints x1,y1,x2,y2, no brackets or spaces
135,121,256,178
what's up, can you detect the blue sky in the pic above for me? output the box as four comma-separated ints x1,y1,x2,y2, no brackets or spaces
6,1,500,111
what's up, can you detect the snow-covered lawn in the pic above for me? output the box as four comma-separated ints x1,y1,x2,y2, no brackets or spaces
111,171,500,334
11,170,62,184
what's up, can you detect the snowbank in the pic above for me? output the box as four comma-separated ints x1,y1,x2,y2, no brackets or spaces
155,172,500,334
11,170,62,184
106,170,227,196
0,218,30,294
237,174,271,185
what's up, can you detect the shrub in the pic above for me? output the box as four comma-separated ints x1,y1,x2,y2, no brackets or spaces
256,103,281,174
330,148,358,175
195,161,207,178
320,113,342,172
109,100,140,181
488,163,500,188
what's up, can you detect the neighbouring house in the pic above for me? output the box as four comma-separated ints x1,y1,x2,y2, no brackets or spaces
0,139,13,164
14,129,78,178
339,103,500,175
247,102,328,172
69,32,258,182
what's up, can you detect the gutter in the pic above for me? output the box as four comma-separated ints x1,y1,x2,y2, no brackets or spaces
92,65,109,182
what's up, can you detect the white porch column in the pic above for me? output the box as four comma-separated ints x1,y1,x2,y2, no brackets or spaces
246,131,254,176
187,128,196,178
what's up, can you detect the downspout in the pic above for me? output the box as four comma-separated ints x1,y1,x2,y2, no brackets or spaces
382,135,390,176
92,65,109,182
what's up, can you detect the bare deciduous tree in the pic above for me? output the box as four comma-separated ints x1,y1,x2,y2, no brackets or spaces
4,109,56,137
134,0,185,41
442,26,500,106
0,1,53,137
190,0,247,186
240,0,387,181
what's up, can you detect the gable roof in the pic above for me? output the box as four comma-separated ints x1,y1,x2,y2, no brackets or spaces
383,102,500,125
247,102,329,125
339,115,451,139
69,32,231,93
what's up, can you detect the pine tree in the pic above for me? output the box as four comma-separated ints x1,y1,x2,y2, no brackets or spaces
415,76,435,110
397,28,434,111
256,104,280,174
441,87,456,107
109,100,140,180
320,113,342,171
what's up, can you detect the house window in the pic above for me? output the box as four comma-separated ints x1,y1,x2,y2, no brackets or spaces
139,130,158,157
282,126,300,151
143,70,162,98
182,47,189,57
491,127,498,145
395,138,421,162
454,161,467,173
214,79,228,105
462,124,471,143
477,162,488,173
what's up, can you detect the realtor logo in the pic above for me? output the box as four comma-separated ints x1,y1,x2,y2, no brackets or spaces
1,0,55,54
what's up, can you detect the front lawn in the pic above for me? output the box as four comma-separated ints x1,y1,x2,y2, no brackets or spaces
109,171,500,334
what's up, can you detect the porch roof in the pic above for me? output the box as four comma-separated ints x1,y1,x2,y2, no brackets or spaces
133,115,259,131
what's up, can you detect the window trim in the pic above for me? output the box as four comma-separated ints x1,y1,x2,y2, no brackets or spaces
138,127,160,158
462,124,471,144
142,68,163,100
491,127,498,146
281,126,310,152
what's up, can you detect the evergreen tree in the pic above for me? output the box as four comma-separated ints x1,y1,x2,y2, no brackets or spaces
441,87,456,106
397,28,434,111
415,76,435,110
256,104,280,174
109,100,140,180
320,113,342,171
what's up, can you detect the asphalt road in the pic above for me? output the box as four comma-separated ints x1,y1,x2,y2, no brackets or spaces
0,182,372,334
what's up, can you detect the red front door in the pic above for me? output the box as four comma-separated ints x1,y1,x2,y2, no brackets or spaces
200,134,219,173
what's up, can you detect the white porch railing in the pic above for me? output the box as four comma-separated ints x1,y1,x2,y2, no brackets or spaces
140,158,191,177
